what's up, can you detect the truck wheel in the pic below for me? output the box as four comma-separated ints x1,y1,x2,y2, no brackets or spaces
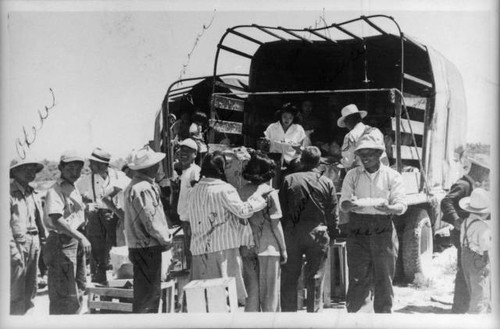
402,209,433,282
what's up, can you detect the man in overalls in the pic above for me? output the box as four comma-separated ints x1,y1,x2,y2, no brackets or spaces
441,155,490,313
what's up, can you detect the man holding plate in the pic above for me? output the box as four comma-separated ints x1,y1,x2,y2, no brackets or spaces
339,132,407,313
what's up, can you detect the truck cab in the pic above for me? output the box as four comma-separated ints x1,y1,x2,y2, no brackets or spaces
157,15,467,283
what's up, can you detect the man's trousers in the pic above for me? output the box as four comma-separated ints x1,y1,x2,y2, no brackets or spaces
44,233,81,314
281,225,330,312
346,213,398,313
86,209,118,283
128,246,163,313
451,229,470,313
10,233,39,315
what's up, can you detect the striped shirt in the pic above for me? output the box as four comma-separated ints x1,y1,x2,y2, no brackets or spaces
184,177,266,256
339,165,407,215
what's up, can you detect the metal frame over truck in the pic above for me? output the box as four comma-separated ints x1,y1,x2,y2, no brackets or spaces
157,15,467,283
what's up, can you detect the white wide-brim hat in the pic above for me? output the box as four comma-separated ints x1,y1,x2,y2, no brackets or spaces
459,188,490,214
10,158,44,174
128,146,166,170
179,138,198,152
337,104,367,128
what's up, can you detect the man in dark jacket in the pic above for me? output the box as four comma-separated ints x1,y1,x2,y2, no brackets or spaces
441,156,489,313
279,146,339,312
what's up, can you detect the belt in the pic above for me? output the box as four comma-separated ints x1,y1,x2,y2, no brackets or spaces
350,213,392,220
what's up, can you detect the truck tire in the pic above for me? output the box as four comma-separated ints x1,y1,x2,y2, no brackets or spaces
402,208,433,282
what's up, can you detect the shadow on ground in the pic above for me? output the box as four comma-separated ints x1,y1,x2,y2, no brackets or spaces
395,305,451,314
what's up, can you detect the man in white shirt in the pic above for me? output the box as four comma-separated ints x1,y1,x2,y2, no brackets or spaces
76,147,130,283
340,133,407,313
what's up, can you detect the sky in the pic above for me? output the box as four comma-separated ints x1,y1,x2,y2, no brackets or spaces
1,0,498,162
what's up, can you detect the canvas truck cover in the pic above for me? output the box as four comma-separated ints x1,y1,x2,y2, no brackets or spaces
425,47,467,192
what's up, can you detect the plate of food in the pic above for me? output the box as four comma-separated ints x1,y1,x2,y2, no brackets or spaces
352,198,388,208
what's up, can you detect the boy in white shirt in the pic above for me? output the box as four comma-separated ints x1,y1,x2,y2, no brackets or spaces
459,188,491,313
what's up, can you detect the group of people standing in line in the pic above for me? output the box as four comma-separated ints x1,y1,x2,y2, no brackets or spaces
9,101,491,315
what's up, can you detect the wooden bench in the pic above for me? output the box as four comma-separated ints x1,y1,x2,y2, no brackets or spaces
87,280,175,313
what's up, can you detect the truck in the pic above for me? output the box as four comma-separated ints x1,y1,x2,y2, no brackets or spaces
155,15,467,283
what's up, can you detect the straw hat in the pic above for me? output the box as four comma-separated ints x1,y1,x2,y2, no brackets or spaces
10,158,44,174
459,188,490,214
89,147,111,164
337,104,367,128
128,146,166,170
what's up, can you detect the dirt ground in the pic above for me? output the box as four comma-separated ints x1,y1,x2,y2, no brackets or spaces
26,245,458,316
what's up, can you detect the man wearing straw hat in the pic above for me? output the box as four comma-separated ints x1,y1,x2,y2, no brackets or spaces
441,154,490,313
124,145,172,313
9,157,45,315
77,147,129,284
43,151,91,314
337,104,388,171
339,132,407,313
458,187,491,313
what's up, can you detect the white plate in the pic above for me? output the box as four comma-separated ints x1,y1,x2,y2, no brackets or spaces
353,198,387,207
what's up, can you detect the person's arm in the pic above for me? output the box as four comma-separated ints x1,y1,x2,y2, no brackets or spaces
340,134,356,169
220,185,267,219
339,170,362,213
266,190,287,263
50,213,91,253
9,225,23,265
441,181,468,228
326,182,340,238
278,178,290,225
132,188,172,247
177,179,192,222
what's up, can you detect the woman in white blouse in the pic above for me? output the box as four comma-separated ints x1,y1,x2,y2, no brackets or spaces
264,103,307,166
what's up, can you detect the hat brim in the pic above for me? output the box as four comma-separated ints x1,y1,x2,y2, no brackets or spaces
129,153,166,170
354,142,385,152
10,161,44,174
458,197,490,214
337,111,367,128
89,156,110,164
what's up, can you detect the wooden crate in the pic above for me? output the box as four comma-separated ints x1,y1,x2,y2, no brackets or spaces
184,277,238,313
87,281,175,313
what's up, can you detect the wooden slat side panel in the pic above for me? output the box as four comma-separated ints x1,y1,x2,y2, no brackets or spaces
391,117,424,136
212,95,244,112
392,145,422,160
402,93,427,111
209,119,243,135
